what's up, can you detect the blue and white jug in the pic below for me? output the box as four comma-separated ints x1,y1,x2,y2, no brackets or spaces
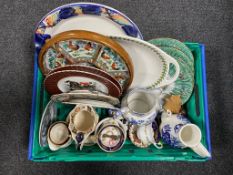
159,111,211,158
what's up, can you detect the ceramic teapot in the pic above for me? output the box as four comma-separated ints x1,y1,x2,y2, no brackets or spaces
159,111,211,158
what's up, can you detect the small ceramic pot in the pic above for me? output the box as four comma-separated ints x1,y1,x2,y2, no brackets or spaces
160,111,211,157
95,118,127,152
121,88,161,125
68,104,99,150
47,121,72,151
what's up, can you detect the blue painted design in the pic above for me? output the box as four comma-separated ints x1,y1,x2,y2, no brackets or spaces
161,124,184,148
34,33,51,53
161,124,171,145
174,124,183,133
81,4,101,15
58,7,76,19
176,114,190,123
121,25,138,38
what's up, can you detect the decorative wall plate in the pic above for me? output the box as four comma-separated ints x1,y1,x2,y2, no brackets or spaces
39,30,134,89
49,65,122,93
149,40,194,104
51,90,120,106
109,36,180,89
44,70,121,97
35,2,143,50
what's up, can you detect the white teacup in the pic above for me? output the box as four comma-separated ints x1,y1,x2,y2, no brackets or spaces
47,121,72,151
68,104,99,150
136,123,163,149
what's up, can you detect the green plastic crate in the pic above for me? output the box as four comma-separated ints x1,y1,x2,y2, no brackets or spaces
28,43,211,161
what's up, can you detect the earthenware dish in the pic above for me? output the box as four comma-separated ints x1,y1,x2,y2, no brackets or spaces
39,30,134,89
109,35,180,89
44,70,121,97
35,2,143,49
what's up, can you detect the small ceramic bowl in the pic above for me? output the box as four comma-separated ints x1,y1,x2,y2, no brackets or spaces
47,121,72,151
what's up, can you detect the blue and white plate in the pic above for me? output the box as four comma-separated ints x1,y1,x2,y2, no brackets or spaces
35,2,143,51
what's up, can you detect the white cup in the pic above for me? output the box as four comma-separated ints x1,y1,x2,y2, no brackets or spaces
136,123,163,149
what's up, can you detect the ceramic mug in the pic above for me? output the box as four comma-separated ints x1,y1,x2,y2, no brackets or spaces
136,122,163,149
95,118,127,152
160,111,211,157
121,88,161,125
47,121,72,151
68,104,99,150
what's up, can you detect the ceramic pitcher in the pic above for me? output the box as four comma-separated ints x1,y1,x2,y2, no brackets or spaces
120,88,163,125
159,111,211,158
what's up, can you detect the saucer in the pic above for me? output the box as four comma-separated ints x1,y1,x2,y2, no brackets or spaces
51,90,120,106
39,100,57,147
110,35,180,89
44,70,121,97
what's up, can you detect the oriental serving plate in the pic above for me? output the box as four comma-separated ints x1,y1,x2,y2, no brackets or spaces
34,2,143,50
44,70,121,97
39,30,134,89
109,36,180,89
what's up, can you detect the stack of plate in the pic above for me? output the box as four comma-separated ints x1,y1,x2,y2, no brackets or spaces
35,3,184,107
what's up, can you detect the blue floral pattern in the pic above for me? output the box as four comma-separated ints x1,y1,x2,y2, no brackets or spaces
160,113,191,148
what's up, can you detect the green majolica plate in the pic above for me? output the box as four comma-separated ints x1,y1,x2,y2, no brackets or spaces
149,38,194,64
149,40,194,104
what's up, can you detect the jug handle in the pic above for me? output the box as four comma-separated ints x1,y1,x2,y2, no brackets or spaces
191,143,211,158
